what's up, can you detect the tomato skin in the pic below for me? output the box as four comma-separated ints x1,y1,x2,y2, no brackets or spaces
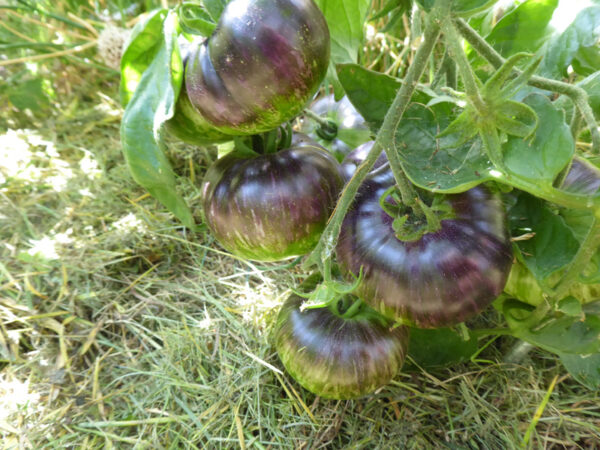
201,143,344,261
274,274,409,399
336,176,513,328
165,85,231,146
560,156,600,195
185,0,330,135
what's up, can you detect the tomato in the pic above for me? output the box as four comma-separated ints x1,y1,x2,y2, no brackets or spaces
201,139,344,261
336,174,513,328
274,273,409,399
339,140,389,182
185,0,330,136
300,95,372,160
560,155,600,195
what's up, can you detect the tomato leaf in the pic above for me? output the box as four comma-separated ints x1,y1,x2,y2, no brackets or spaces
119,9,168,107
484,0,558,57
314,0,370,98
202,0,227,22
120,11,194,229
407,327,478,368
557,296,584,317
394,93,573,192
336,63,430,132
502,94,574,183
504,302,600,355
559,352,600,390
452,0,497,17
177,3,216,37
539,6,600,79
508,192,580,282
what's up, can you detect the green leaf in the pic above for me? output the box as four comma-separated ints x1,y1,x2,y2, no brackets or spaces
202,0,227,22
508,193,580,282
453,0,498,18
337,63,430,132
559,352,600,390
504,302,600,355
314,0,370,98
539,6,600,79
407,327,478,368
557,296,583,317
120,11,194,229
572,45,600,77
177,3,216,37
119,8,168,107
503,95,574,183
337,64,402,131
484,0,558,57
394,94,574,193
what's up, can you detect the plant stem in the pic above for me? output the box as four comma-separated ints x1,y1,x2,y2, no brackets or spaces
303,108,332,128
440,18,486,112
381,10,445,215
302,1,446,272
570,109,582,139
479,124,507,173
453,17,600,156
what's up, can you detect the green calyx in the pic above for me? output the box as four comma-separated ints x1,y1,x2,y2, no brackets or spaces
440,17,543,171
378,185,456,242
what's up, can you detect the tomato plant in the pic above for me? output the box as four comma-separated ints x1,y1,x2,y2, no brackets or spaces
274,273,409,399
201,135,344,261
120,0,600,390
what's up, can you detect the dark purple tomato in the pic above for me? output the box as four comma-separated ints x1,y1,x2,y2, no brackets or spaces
340,141,389,182
560,155,600,195
336,177,513,328
185,0,330,135
201,142,344,261
274,273,409,399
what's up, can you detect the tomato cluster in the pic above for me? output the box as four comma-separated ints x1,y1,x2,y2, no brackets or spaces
165,0,514,400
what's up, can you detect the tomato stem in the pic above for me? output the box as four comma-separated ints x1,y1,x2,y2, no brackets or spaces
441,18,486,113
303,0,448,272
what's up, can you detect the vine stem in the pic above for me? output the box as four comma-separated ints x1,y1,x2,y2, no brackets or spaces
302,1,447,272
303,108,334,129
453,17,600,156
440,18,486,112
